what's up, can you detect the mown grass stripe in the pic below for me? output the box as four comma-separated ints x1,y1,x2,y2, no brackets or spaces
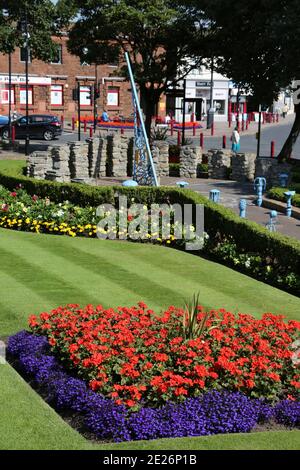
16,231,300,319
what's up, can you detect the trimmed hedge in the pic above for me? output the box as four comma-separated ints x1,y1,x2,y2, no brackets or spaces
267,187,300,209
1,160,300,275
0,160,115,207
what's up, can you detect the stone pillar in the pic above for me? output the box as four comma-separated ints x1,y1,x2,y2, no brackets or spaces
231,152,256,182
27,150,51,179
106,133,130,178
255,158,292,187
88,137,108,178
69,142,90,181
180,145,202,178
151,141,169,178
208,149,232,179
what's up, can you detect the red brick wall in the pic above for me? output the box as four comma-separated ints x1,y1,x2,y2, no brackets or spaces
0,36,134,120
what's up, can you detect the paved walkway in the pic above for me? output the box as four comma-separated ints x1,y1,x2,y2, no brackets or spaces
166,178,300,241
94,176,300,241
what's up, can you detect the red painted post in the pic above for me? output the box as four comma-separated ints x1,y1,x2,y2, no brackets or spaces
60,115,64,130
84,119,87,133
191,112,195,123
177,130,181,146
262,112,265,124
271,141,275,158
170,120,174,136
11,125,16,143
200,132,204,149
222,135,226,149
72,117,75,131
121,128,124,135
211,122,214,136
276,113,279,123
193,122,196,136
246,120,249,130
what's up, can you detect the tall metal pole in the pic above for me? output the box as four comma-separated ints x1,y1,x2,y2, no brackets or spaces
25,9,30,156
256,104,262,158
94,63,98,132
8,51,12,139
181,79,186,145
124,52,158,186
77,81,81,141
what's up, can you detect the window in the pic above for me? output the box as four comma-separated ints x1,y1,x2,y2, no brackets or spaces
107,88,119,107
79,86,92,106
50,85,63,106
51,45,62,64
20,86,33,105
0,86,15,104
20,47,31,62
213,99,226,115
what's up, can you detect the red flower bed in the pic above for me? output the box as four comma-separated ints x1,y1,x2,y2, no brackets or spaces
29,304,300,408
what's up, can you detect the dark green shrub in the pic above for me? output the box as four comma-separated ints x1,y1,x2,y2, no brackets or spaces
169,163,180,177
169,144,180,163
197,163,208,178
267,187,300,208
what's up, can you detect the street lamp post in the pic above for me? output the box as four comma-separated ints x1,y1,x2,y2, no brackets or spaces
94,63,98,132
181,79,186,145
21,9,30,156
256,104,262,158
207,56,214,130
8,51,12,139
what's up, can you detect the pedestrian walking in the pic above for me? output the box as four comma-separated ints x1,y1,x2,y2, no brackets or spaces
282,104,289,119
231,126,241,153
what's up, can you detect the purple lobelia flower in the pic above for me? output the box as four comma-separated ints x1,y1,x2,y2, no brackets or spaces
7,331,300,442
274,400,300,427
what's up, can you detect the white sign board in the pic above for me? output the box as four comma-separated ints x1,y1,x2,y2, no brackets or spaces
0,75,51,86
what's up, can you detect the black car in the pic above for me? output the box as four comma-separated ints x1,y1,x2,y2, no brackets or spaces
1,114,62,141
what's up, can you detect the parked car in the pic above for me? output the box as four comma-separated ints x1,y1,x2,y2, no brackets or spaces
0,115,9,128
1,114,62,141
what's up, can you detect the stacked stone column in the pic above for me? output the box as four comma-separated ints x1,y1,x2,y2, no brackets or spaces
88,137,108,178
151,141,169,178
231,153,256,182
255,158,292,187
27,151,51,179
69,142,90,181
180,145,202,178
207,149,232,179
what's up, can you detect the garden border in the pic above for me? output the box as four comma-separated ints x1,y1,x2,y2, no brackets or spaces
1,161,300,292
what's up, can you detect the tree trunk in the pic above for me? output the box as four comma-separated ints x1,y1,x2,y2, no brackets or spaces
140,88,159,138
278,104,300,161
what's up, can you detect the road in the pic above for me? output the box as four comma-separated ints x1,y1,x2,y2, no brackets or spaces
6,115,300,160
204,121,298,158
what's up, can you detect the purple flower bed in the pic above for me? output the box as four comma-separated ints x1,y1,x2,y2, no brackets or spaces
7,331,300,442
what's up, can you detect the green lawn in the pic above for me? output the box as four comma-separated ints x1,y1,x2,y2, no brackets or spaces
0,228,299,450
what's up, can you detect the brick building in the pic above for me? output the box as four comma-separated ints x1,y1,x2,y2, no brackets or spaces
0,35,134,121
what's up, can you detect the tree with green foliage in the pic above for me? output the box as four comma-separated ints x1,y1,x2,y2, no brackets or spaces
195,0,300,160
0,0,64,60
61,0,210,136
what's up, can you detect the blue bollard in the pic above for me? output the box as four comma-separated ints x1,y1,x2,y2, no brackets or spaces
284,191,296,217
266,210,277,232
239,199,247,218
122,180,139,187
254,177,267,207
209,189,220,203
278,173,289,188
176,181,189,188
